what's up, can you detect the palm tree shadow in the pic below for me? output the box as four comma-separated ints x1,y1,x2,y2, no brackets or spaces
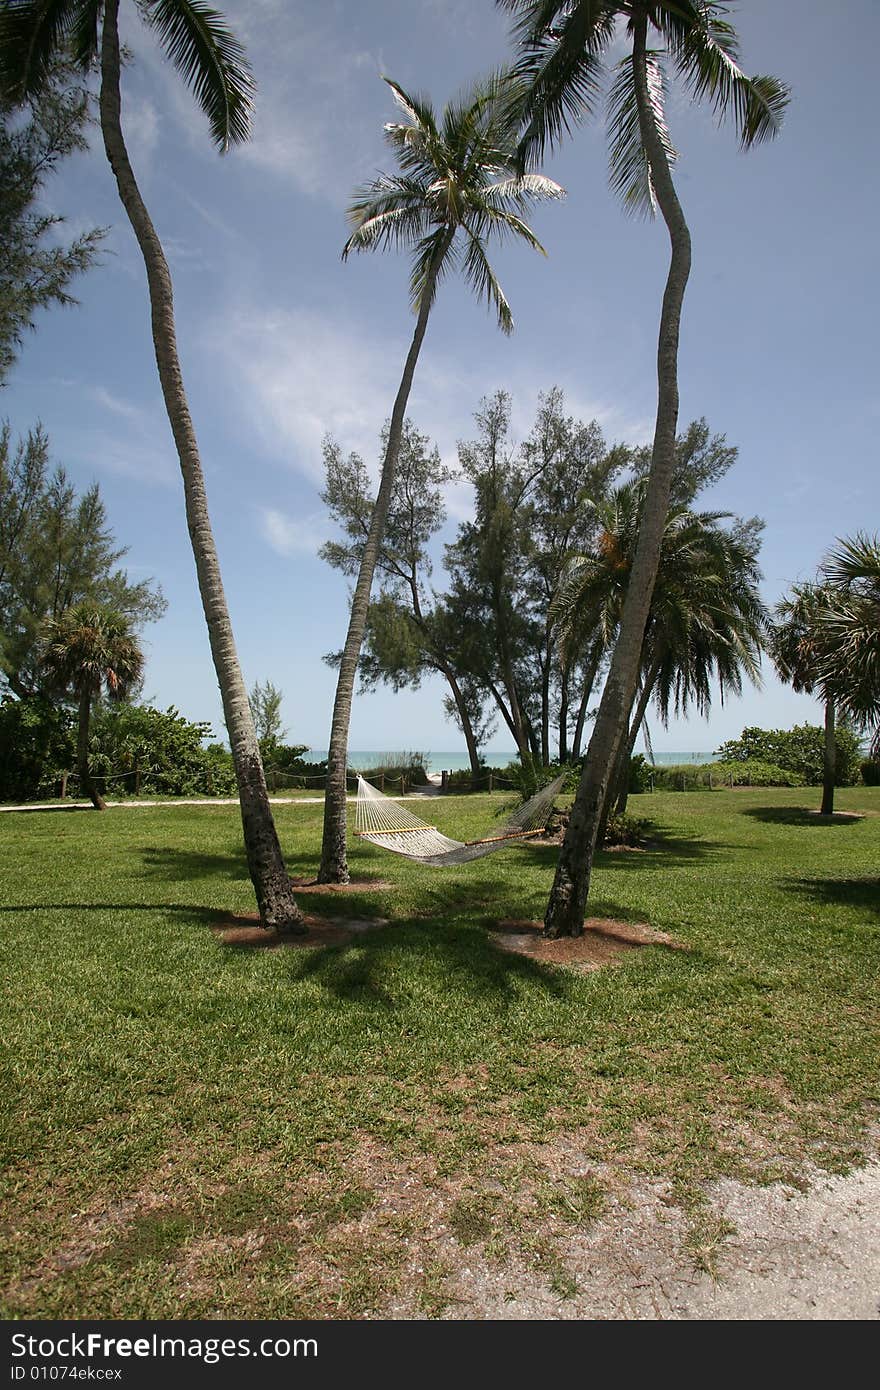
742,807,863,827
516,829,732,872
784,876,880,917
278,917,571,1010
139,845,249,881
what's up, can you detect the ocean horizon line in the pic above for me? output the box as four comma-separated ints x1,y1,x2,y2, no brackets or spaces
306,749,720,772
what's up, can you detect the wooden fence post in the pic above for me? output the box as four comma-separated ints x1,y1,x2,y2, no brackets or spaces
488,772,494,793
441,770,448,792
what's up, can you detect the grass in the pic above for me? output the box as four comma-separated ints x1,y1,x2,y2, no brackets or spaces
0,785,878,1317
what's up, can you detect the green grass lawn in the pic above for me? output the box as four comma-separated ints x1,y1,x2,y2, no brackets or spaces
1,786,878,1317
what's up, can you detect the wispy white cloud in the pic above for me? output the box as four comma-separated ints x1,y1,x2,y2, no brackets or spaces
258,506,328,556
88,385,145,425
209,304,408,480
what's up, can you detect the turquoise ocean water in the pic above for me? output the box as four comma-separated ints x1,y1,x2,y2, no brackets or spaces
307,749,718,773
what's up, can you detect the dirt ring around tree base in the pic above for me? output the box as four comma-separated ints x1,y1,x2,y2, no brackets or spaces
491,918,684,970
289,877,395,893
214,913,390,948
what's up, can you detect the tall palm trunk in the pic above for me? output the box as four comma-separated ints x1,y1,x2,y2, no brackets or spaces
820,697,836,815
77,687,104,811
319,236,451,883
99,1,304,933
544,11,692,936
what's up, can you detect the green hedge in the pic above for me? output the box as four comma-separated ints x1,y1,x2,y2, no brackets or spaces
650,760,805,791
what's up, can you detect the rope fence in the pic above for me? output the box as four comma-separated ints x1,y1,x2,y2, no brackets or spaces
52,766,525,798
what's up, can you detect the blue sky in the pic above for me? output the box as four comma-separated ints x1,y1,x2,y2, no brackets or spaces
5,0,878,755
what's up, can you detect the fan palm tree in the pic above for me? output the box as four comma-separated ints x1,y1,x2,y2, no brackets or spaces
318,72,564,883
40,602,142,810
771,582,840,816
498,0,789,935
555,481,765,828
820,534,880,757
0,0,304,931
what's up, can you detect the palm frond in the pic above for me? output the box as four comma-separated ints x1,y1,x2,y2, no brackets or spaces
659,2,789,147
343,203,432,259
508,2,614,164
144,0,254,151
821,532,880,589
607,52,676,217
462,229,513,334
0,0,88,100
482,171,566,210
408,226,457,314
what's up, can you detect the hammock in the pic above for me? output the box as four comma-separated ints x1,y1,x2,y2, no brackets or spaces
354,772,566,867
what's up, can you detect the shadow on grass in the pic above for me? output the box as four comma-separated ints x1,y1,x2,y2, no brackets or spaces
784,876,880,917
139,845,248,880
515,829,733,873
741,806,862,827
280,915,572,1010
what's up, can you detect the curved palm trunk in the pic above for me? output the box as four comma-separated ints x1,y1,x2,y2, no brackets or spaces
318,237,450,883
544,13,692,936
99,1,304,933
820,697,836,815
77,687,105,811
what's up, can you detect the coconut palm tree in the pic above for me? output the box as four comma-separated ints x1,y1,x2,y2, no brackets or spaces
771,583,840,816
40,602,142,810
318,72,564,883
0,0,304,931
498,0,788,934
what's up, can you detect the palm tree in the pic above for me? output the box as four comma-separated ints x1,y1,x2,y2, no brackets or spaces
40,602,142,810
498,0,788,935
555,481,765,828
772,583,840,816
318,72,564,883
820,534,880,756
0,0,304,932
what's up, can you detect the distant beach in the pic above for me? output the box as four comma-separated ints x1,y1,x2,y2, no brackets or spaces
307,749,719,773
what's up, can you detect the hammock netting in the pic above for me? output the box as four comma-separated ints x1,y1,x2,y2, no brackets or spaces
354,772,566,867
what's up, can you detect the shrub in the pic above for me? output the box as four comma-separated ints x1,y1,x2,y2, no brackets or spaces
716,724,862,786
603,811,652,846
628,753,653,794
88,704,237,797
861,759,880,786
0,695,74,801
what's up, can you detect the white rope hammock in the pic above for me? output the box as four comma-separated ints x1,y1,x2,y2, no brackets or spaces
354,772,566,867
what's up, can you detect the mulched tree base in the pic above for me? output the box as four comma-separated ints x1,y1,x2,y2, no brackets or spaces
214,914,389,948
491,918,683,971
289,877,395,893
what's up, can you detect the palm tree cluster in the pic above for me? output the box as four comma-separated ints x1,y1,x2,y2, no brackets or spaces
773,535,880,813
0,0,798,937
